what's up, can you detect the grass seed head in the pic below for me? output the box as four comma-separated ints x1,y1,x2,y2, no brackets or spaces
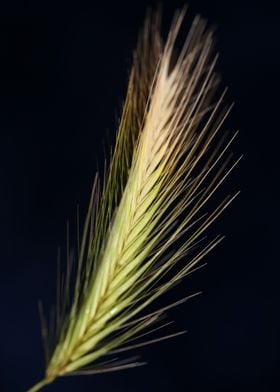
28,7,240,392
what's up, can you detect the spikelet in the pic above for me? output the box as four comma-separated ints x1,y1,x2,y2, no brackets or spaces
28,7,240,391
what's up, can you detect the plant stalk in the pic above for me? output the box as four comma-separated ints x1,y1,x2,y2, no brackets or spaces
27,378,52,392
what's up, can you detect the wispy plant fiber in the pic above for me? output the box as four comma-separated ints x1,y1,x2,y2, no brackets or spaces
28,7,240,391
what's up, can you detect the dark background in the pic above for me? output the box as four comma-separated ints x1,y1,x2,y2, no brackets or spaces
0,0,279,391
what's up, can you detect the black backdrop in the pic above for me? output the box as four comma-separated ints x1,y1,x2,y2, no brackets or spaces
0,0,279,391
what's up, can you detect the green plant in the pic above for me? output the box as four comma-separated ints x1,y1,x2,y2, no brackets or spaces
28,7,240,391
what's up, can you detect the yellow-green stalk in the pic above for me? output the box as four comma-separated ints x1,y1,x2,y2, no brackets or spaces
28,7,240,391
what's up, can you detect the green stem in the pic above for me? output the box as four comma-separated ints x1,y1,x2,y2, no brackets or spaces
27,378,51,392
